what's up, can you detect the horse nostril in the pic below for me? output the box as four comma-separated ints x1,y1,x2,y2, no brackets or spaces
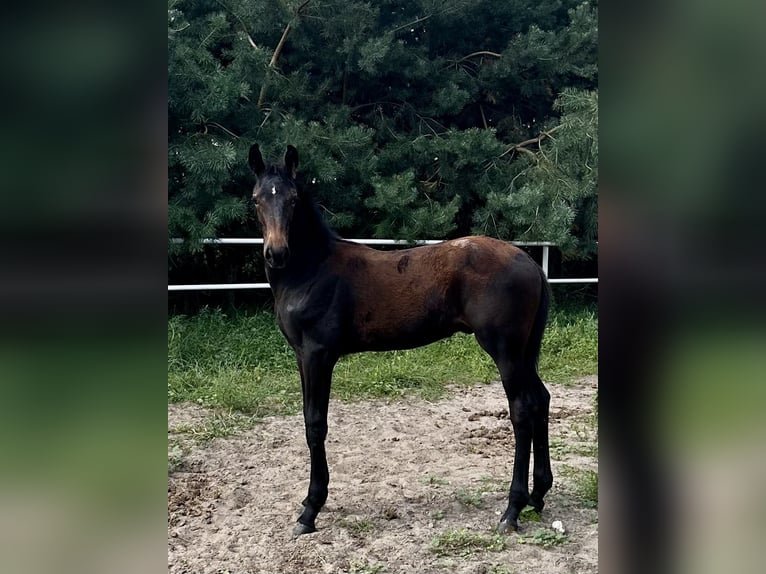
266,247,289,268
265,246,274,262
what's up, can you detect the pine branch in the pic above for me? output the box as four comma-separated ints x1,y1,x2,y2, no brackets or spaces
213,0,258,49
267,21,293,69
257,0,314,108
456,50,502,63
499,124,564,158
205,122,240,139
443,51,501,74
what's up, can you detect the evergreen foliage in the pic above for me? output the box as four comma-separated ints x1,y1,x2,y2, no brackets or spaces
168,0,597,267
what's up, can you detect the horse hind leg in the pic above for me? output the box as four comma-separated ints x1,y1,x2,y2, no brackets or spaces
501,363,552,528
474,331,534,533
529,370,553,513
498,361,538,533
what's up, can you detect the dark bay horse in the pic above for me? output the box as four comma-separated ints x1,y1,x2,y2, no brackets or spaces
248,144,552,537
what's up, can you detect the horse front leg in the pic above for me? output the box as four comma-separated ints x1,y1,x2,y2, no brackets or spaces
293,349,335,536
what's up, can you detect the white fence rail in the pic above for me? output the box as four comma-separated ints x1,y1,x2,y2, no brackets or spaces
168,238,597,291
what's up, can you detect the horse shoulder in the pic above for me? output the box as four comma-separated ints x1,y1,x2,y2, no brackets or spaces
276,275,353,350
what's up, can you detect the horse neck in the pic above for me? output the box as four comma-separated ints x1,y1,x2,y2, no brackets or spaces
267,198,335,288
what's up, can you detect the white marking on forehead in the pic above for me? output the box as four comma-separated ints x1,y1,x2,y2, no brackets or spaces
271,185,277,195
452,238,473,248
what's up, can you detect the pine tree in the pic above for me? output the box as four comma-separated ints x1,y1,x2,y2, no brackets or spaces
473,89,598,257
168,0,598,275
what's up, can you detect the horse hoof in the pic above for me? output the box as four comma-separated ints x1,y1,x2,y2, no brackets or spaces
530,498,545,514
292,522,316,537
497,518,518,534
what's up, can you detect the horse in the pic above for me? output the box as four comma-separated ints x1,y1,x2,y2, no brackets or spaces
248,144,553,537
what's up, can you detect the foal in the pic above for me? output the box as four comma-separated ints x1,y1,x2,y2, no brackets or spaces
248,144,552,536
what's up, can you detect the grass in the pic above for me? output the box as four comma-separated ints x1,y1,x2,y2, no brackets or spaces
348,560,385,574
549,410,598,459
168,411,260,474
455,487,485,508
339,517,376,536
174,412,258,443
167,439,187,473
430,509,446,521
420,474,450,487
168,305,597,416
430,528,508,556
560,465,599,509
537,307,598,383
519,506,543,522
518,528,569,547
549,437,597,458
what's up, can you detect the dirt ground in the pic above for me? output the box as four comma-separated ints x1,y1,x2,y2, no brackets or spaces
168,377,598,573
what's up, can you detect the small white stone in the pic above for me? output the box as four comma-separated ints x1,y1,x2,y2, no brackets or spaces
551,520,566,534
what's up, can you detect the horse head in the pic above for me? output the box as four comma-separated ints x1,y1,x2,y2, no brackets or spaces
248,144,300,269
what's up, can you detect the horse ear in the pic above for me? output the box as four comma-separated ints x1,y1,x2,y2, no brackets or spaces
284,145,299,179
248,144,266,178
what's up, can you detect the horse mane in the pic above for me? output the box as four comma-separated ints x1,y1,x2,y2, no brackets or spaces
300,191,341,243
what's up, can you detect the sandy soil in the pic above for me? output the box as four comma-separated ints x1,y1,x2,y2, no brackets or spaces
168,377,598,573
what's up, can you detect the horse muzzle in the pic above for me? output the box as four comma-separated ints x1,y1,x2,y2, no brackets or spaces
265,245,290,269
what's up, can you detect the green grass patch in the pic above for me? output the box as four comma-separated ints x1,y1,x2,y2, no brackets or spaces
430,528,508,556
333,336,497,401
519,506,543,522
339,517,376,537
168,305,597,415
560,465,599,509
173,411,258,443
549,437,598,458
167,439,187,474
430,509,446,521
421,474,450,487
518,527,569,547
538,307,598,383
455,487,485,508
348,560,385,574
477,475,507,492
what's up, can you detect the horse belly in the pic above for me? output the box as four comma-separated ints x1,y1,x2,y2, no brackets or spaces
351,306,470,352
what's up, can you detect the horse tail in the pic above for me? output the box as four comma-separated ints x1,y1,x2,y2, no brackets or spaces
525,266,550,369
